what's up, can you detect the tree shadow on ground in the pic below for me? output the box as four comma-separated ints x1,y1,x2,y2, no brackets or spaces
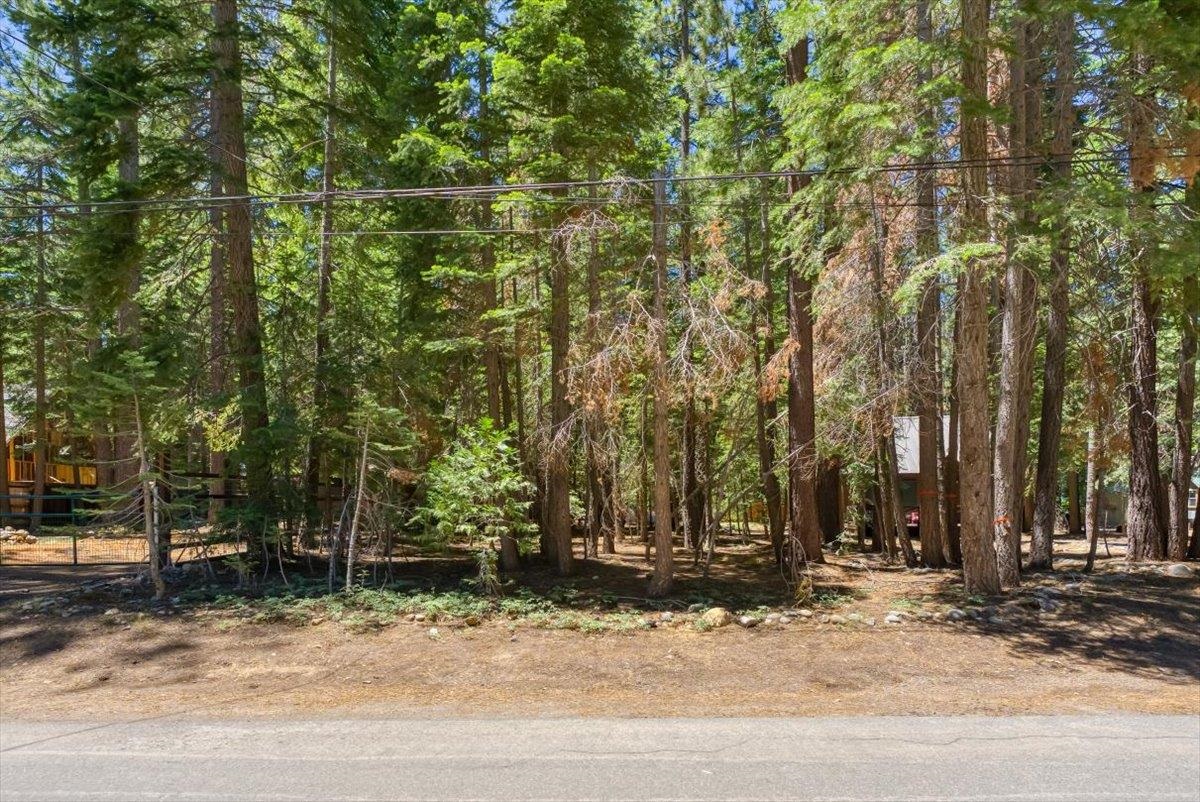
924,567,1200,684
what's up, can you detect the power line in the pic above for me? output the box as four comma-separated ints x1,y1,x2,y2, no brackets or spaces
1,151,1186,219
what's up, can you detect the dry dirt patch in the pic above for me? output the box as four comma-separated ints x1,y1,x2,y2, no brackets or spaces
1,538,1197,719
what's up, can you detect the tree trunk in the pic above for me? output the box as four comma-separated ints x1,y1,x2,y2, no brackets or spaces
1168,94,1199,561
212,0,274,560
207,111,228,525
305,21,337,540
31,166,48,536
648,177,675,597
1083,428,1104,573
784,36,823,571
344,422,369,590
957,0,1001,595
133,392,165,600
992,13,1036,589
944,288,962,563
914,0,948,569
1030,13,1076,570
546,201,574,575
0,318,9,520
1126,251,1165,560
113,112,142,488
1167,296,1196,561
677,0,705,557
754,184,785,564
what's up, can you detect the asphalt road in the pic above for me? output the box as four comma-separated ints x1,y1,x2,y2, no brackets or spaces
1,715,1197,801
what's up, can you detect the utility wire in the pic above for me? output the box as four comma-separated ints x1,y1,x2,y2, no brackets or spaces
1,151,1188,220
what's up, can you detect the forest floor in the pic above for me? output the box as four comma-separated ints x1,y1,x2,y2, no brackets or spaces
1,534,1197,719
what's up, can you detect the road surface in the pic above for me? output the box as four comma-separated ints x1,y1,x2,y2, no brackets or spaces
1,715,1197,801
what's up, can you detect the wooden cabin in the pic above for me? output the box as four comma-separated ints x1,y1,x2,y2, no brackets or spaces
4,408,97,493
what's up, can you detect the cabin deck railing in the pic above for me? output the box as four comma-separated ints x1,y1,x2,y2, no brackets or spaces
5,458,97,486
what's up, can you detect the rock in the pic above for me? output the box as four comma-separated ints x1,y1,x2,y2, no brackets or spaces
915,611,932,621
864,617,876,627
912,567,933,574
736,615,760,628
686,603,705,613
778,616,793,625
639,618,657,629
946,608,967,622
829,614,848,625
1063,582,1083,593
103,608,120,617
413,613,427,622
846,612,863,622
1165,563,1194,578
700,607,734,628
405,613,416,622
818,614,830,623
660,611,675,623
884,611,904,625
764,612,781,622
986,616,1005,625
427,627,440,638
797,609,814,618
1037,598,1061,613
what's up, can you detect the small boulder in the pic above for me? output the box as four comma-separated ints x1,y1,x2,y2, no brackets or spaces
797,609,814,618
1037,598,1060,613
660,611,675,623
700,607,734,628
736,615,760,628
846,612,863,622
884,611,904,625
1165,563,1194,579
946,608,967,622
778,616,793,625
427,627,440,638
828,614,848,625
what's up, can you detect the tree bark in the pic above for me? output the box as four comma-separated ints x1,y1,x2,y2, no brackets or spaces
1030,13,1076,570
648,177,675,597
914,0,948,569
754,183,785,564
31,165,48,536
305,20,337,540
344,422,369,590
212,0,274,561
1083,428,1104,573
992,12,1037,588
784,35,823,571
0,318,9,520
207,101,228,525
133,392,165,600
112,111,142,488
546,201,574,575
1168,91,1199,561
957,0,1002,594
1167,289,1196,561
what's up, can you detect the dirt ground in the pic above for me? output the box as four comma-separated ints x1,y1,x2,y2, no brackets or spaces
1,535,1197,719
